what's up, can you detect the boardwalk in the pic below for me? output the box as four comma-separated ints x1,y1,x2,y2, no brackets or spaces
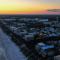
0,28,27,60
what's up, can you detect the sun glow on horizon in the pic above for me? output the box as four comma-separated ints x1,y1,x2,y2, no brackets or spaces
0,0,60,14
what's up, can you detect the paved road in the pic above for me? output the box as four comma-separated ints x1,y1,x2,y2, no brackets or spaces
0,28,27,60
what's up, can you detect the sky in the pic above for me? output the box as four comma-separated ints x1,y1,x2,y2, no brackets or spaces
0,0,60,14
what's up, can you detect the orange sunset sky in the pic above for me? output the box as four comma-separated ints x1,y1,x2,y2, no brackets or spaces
0,0,60,14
